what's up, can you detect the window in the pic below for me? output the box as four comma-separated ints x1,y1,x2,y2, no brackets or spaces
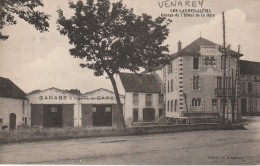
159,109,164,117
145,94,152,106
204,56,216,67
51,107,57,113
216,77,222,89
193,56,199,69
92,107,97,112
164,83,166,93
192,98,201,106
227,77,231,89
212,99,218,106
221,99,227,106
254,76,258,81
133,94,138,105
174,100,177,112
159,94,164,103
168,81,170,93
171,79,173,92
167,100,170,112
105,107,112,112
0,118,3,124
248,82,253,93
193,75,202,90
22,117,27,125
253,83,258,92
241,82,246,92
253,100,258,111
241,75,246,79
168,62,172,74
133,108,138,122
171,100,173,112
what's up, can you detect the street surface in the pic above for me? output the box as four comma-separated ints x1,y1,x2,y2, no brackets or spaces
0,116,260,165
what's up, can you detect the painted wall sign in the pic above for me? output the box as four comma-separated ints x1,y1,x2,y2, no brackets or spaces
39,96,77,100
80,96,115,100
200,46,221,56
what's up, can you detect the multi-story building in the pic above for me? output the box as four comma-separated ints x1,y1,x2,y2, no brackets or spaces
163,37,242,123
118,72,164,125
239,60,260,115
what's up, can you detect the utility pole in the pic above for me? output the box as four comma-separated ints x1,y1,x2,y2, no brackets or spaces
231,69,235,123
222,12,227,125
236,45,241,122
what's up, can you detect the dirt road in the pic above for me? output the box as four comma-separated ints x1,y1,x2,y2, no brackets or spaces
0,116,260,165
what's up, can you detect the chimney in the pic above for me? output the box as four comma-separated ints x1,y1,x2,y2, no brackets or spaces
178,40,182,51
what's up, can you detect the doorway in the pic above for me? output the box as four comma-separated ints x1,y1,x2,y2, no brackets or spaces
241,98,247,116
9,113,16,130
92,105,112,127
143,108,155,122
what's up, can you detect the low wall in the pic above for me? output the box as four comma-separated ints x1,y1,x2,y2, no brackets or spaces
129,123,221,134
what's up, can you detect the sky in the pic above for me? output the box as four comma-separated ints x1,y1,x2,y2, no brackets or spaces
0,0,260,94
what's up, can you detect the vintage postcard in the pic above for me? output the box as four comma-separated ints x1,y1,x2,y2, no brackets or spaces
0,0,260,165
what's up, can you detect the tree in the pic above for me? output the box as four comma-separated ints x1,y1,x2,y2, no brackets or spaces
66,89,81,95
57,0,171,129
0,0,49,40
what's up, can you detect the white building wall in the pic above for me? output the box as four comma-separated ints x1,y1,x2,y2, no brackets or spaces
28,88,80,127
165,57,181,118
124,92,163,125
0,97,29,129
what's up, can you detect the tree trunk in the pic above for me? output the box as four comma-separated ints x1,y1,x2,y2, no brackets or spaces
107,72,126,130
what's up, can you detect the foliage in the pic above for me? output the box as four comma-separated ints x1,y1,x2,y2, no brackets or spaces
57,0,171,129
0,0,50,40
28,89,41,94
66,89,81,95
0,124,220,144
57,0,171,75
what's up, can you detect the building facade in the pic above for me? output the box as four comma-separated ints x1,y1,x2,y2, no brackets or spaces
28,87,124,128
0,77,29,130
163,37,242,123
119,73,164,125
239,60,260,115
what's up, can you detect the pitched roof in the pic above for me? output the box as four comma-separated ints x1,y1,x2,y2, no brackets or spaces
240,60,260,76
83,88,124,97
119,73,161,93
0,77,28,100
28,87,79,96
175,37,242,57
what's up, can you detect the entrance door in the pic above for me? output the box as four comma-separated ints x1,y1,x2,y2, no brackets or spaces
43,105,62,128
133,108,138,122
241,98,247,116
92,105,112,127
9,113,16,130
143,108,155,122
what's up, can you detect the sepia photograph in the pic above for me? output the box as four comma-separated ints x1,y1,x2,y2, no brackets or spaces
0,0,260,165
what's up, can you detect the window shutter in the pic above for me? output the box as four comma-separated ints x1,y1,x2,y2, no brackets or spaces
214,77,217,89
191,77,193,90
201,99,205,111
198,57,203,70
189,99,192,112
190,57,193,70
216,56,221,70
199,76,204,91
